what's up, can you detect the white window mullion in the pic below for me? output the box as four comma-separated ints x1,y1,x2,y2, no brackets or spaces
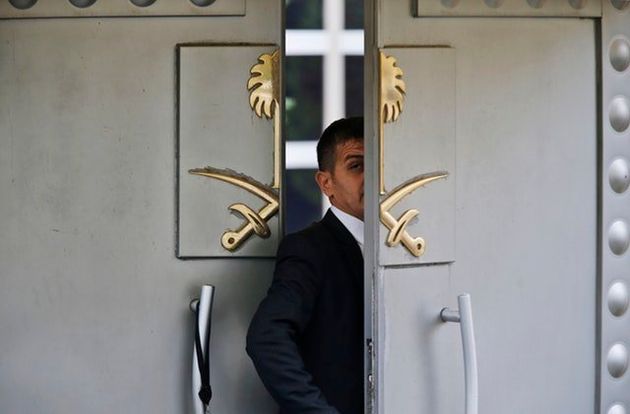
286,30,364,56
284,4,365,221
322,0,345,129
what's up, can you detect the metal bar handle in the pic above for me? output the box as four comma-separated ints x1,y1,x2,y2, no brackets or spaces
440,294,478,414
190,285,215,414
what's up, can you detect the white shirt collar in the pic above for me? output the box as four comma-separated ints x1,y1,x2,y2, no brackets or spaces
330,206,364,250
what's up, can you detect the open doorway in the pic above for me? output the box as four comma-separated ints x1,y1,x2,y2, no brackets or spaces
285,0,365,233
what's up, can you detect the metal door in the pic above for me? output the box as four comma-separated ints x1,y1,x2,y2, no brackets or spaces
0,1,283,413
365,1,630,413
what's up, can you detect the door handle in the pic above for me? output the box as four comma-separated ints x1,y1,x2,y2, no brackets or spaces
440,294,478,414
190,285,215,414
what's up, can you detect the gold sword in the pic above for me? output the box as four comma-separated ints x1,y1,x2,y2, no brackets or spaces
189,167,279,251
380,171,448,257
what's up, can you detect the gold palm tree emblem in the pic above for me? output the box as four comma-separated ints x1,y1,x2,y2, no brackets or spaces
247,50,280,120
379,52,407,194
378,51,449,257
380,52,406,124
247,49,281,190
188,49,282,252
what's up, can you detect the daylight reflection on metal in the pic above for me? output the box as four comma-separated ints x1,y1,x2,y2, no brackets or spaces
601,1,630,412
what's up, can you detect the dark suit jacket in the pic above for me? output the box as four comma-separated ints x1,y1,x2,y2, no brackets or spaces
247,209,364,414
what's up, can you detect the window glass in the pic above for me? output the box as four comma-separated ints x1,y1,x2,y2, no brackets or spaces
286,56,323,141
344,0,363,29
287,0,323,29
345,56,364,117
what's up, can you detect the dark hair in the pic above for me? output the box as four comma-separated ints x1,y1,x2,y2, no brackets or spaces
316,117,364,172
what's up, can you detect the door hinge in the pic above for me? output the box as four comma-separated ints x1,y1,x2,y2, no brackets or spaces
366,338,375,406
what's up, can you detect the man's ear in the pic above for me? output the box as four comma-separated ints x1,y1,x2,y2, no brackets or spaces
315,170,333,197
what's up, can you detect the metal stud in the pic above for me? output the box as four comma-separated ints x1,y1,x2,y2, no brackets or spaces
130,0,156,6
602,1,630,411
9,0,37,9
611,0,630,10
609,220,630,256
441,0,460,8
609,158,630,194
568,0,587,9
608,281,630,317
527,0,546,8
68,0,97,7
610,38,630,72
609,96,630,133
607,343,629,378
484,0,504,7
189,0,217,7
608,404,627,414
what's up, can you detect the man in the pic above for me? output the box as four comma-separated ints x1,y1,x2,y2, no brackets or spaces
247,117,364,414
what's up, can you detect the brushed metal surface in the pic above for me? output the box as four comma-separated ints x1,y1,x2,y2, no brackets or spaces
0,3,280,413
379,47,455,266
177,45,280,258
369,3,597,412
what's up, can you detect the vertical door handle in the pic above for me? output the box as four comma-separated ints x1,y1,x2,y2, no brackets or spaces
440,294,478,414
190,285,215,414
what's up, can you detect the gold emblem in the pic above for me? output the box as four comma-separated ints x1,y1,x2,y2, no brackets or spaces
380,172,448,257
189,167,279,252
248,50,280,120
378,51,447,257
248,50,281,189
379,51,406,195
380,52,406,124
189,50,281,252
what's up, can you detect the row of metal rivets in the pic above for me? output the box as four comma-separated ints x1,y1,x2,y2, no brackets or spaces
439,0,621,10
604,1,630,414
9,0,216,10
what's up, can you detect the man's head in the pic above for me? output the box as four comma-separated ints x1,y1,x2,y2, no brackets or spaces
315,117,364,221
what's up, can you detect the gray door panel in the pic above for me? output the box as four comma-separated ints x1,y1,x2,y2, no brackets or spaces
178,45,280,258
0,5,280,413
380,47,456,266
368,4,597,413
600,3,630,412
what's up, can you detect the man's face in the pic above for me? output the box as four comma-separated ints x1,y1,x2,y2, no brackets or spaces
316,138,364,220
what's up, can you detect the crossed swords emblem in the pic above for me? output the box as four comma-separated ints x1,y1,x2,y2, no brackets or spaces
189,167,279,252
379,171,448,257
379,51,448,257
189,50,445,256
189,50,281,252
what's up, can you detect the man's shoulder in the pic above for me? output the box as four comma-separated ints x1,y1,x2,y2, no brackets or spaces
280,218,330,250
